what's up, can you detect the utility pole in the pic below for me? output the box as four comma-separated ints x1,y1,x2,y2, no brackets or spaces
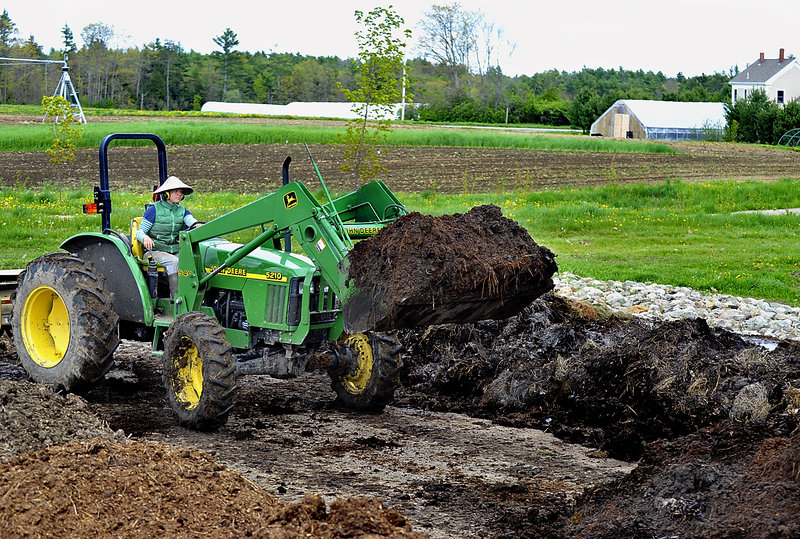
401,58,407,121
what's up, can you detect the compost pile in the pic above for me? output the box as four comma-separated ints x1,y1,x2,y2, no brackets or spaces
4,288,800,537
395,294,800,536
344,205,557,332
0,373,423,539
568,421,800,537
0,437,423,538
0,380,126,461
397,295,800,460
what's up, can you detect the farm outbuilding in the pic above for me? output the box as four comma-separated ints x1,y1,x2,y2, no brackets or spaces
590,99,727,140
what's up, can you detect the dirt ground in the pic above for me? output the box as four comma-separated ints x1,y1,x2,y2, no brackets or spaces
2,113,800,194
2,292,799,537
2,114,800,537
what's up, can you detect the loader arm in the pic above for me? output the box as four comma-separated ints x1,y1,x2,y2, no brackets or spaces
175,180,404,315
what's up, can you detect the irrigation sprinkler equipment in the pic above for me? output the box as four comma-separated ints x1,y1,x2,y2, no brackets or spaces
0,56,86,124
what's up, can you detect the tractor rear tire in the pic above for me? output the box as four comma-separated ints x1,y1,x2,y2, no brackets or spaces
11,252,119,392
328,331,401,412
162,311,237,430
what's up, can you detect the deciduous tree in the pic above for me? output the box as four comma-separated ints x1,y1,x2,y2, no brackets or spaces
725,89,780,144
568,87,605,134
79,23,115,104
416,3,475,90
42,95,84,196
338,5,411,188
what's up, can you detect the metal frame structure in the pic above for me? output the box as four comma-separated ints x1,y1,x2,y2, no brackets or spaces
0,56,86,123
778,127,800,148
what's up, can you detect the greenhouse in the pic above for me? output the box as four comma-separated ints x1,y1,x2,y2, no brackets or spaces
201,101,405,120
590,100,727,141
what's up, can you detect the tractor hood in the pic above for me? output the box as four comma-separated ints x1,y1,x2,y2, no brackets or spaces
199,238,316,283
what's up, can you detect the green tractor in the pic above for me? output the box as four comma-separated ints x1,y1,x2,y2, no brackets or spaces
11,133,413,429
11,133,546,430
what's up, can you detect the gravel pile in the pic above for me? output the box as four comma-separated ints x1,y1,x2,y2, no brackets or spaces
553,273,800,342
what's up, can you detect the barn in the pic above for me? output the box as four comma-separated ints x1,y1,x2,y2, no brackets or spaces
590,99,727,140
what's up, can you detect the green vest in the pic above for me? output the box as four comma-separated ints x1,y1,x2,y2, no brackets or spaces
149,200,187,254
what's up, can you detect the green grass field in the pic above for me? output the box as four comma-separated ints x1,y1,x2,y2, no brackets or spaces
0,106,675,155
3,178,798,306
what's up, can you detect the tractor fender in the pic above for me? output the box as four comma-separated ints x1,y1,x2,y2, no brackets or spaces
61,232,155,325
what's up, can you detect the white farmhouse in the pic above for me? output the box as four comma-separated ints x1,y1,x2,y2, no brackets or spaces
729,49,800,104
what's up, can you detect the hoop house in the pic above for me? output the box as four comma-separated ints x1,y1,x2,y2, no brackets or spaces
591,100,726,141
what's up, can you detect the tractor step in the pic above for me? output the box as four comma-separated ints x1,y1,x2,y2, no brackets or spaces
153,313,174,326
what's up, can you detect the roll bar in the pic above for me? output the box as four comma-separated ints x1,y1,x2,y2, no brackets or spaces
92,133,168,232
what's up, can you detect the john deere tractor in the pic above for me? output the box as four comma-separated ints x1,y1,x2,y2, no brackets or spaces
12,133,541,430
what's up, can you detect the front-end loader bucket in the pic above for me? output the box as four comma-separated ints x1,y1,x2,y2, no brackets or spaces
342,205,558,333
343,281,551,333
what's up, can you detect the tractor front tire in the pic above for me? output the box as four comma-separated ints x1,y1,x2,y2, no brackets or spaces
11,252,119,392
328,331,401,412
162,312,237,430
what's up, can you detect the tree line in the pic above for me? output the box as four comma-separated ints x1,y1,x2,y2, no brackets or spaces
0,7,735,130
724,89,800,145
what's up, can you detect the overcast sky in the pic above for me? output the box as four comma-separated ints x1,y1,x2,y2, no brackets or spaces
3,0,797,78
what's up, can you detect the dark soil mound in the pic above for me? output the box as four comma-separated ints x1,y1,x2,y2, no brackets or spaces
394,294,800,536
344,205,557,332
567,422,800,537
0,438,425,538
396,293,800,461
0,380,125,462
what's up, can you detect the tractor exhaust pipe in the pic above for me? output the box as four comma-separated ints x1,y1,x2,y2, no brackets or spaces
281,156,292,252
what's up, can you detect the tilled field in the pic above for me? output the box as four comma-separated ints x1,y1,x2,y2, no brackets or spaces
2,114,800,194
2,292,799,538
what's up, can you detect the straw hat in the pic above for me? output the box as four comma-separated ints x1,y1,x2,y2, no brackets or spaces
153,175,194,196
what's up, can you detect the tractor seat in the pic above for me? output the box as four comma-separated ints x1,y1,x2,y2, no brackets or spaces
130,216,165,272
131,216,145,259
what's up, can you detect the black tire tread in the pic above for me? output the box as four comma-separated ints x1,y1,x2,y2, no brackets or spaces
162,311,237,430
329,331,401,412
11,252,119,392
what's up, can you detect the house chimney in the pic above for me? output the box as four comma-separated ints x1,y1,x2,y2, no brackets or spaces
779,48,785,63
760,52,765,63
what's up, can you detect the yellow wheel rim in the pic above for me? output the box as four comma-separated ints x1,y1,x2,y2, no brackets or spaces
21,286,70,368
341,333,374,394
172,336,204,410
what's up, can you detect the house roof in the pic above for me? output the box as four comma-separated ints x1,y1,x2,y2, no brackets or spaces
729,58,793,84
601,100,727,130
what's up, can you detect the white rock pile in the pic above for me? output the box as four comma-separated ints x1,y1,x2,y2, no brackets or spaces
553,273,800,342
